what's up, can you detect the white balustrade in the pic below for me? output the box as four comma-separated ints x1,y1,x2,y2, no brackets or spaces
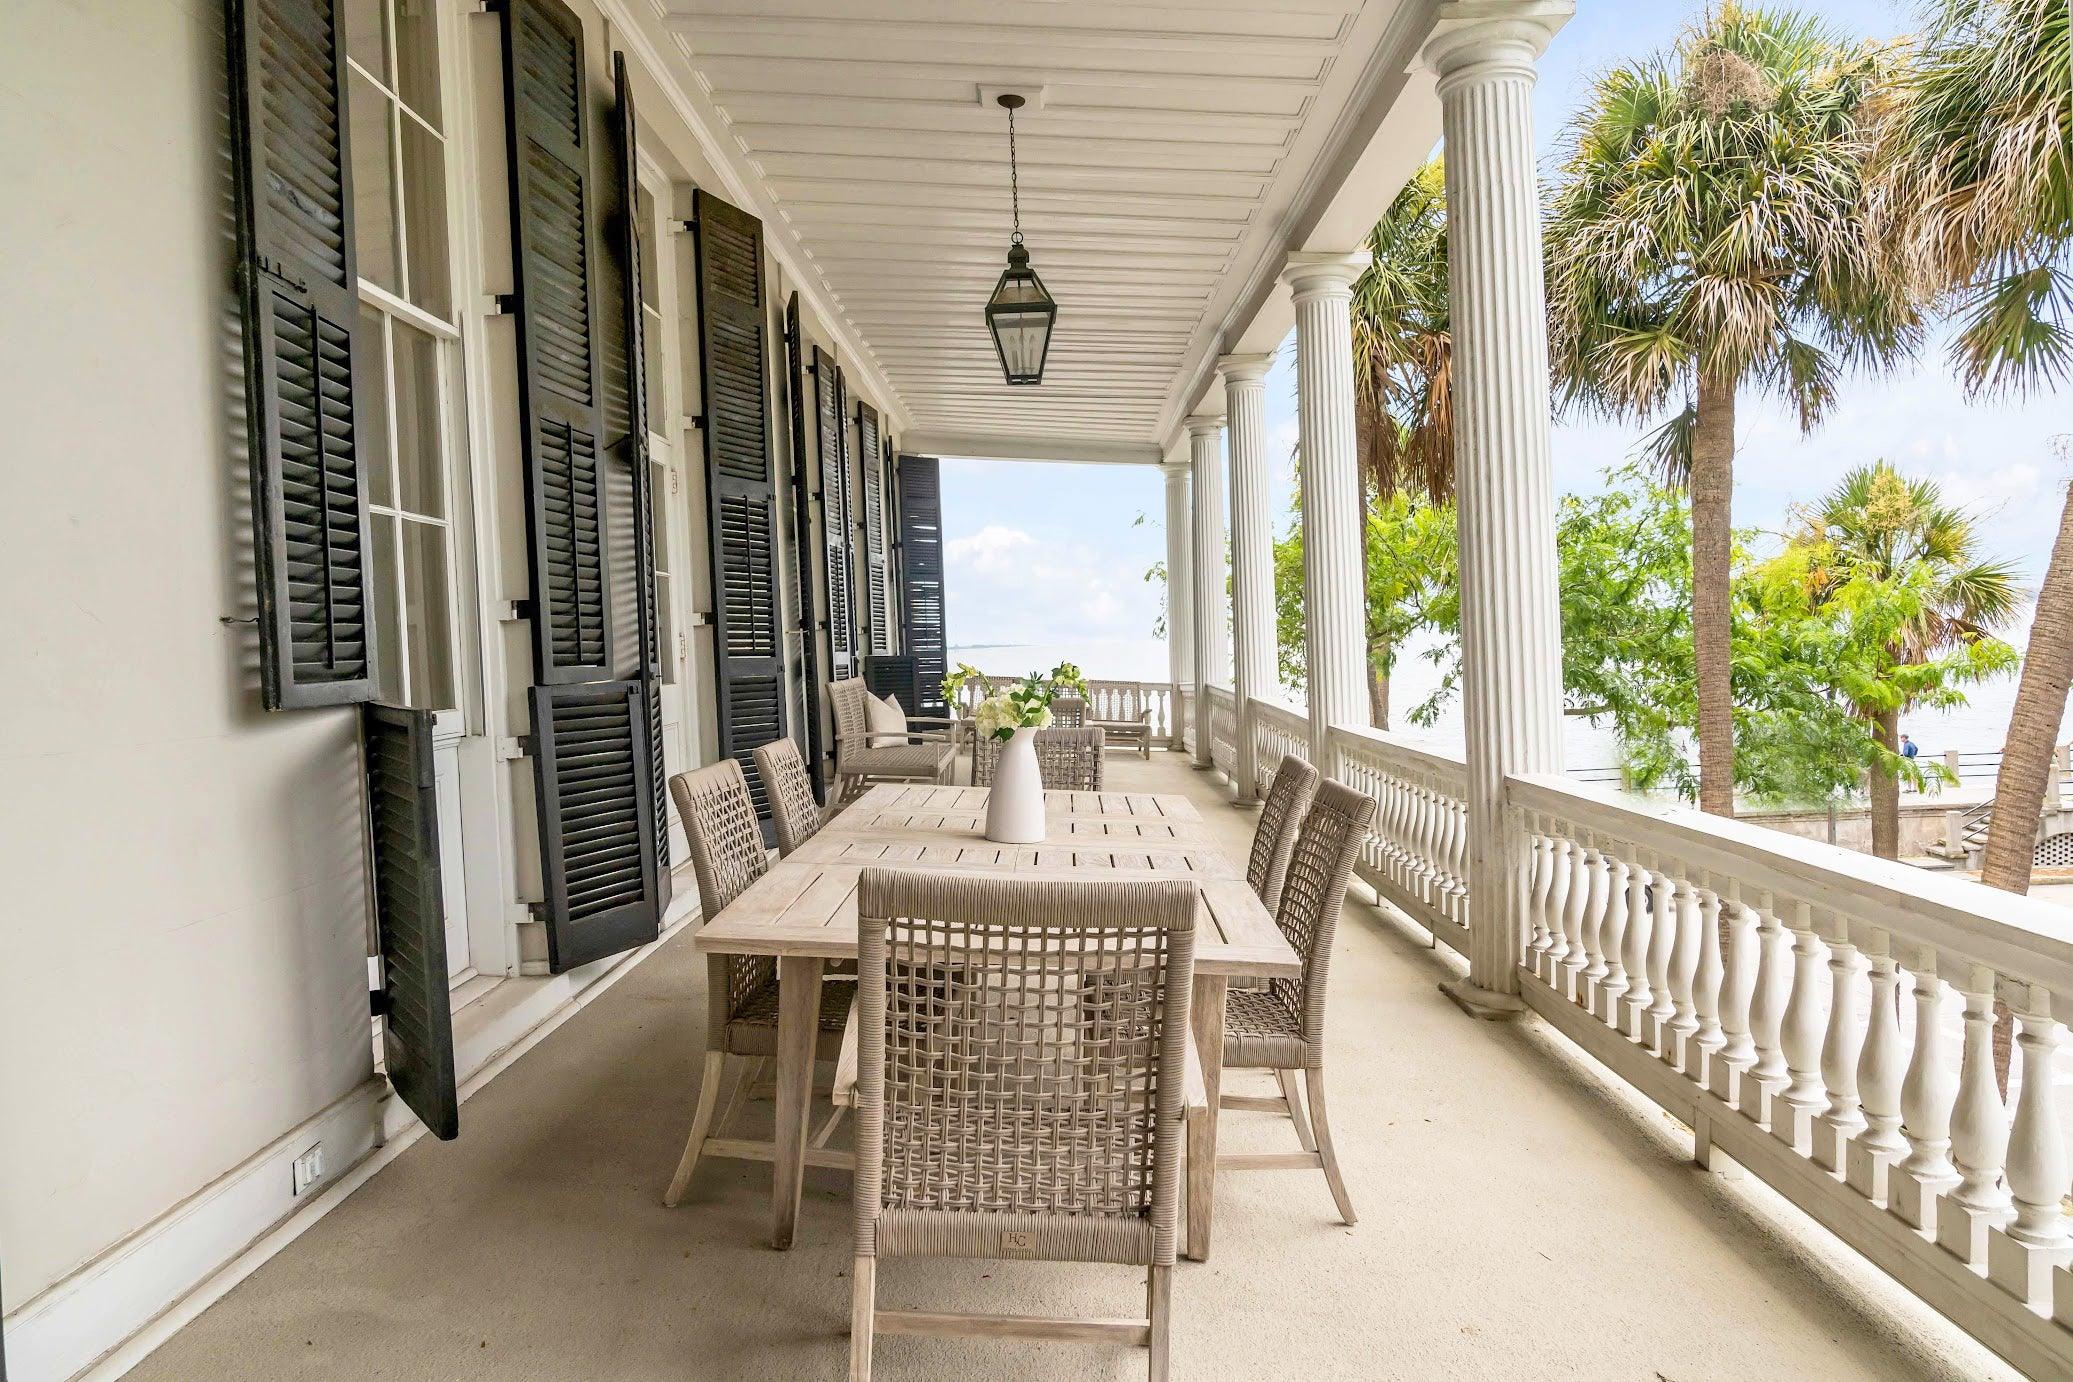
1327,724,1470,954
1251,700,1310,799
1202,684,1237,777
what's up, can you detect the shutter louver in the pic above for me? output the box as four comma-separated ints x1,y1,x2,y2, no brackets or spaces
782,295,826,797
363,705,459,1139
857,402,891,655
897,455,948,717
228,0,377,709
815,349,855,678
694,189,788,836
530,681,660,969
503,0,610,685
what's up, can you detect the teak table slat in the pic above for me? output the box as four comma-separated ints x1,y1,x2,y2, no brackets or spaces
694,782,1298,1257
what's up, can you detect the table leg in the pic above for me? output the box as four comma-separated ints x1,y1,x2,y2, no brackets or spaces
771,955,824,1250
1186,973,1228,1262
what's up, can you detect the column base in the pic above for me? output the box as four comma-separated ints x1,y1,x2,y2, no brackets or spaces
1439,977,1525,1020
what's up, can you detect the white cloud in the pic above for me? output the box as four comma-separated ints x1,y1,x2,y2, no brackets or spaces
943,522,1158,646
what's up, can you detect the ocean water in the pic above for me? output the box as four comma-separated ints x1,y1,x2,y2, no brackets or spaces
951,635,2073,788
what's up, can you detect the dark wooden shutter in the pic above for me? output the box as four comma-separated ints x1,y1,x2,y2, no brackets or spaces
363,706,458,1139
857,403,892,654
782,296,826,796
612,53,670,907
530,681,660,969
897,455,948,717
503,0,610,685
227,0,377,709
812,346,855,680
693,189,787,832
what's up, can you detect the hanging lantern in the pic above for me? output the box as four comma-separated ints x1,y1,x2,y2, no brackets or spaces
985,94,1056,386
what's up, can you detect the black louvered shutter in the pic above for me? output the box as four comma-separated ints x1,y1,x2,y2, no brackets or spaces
363,706,459,1138
530,681,659,968
504,0,610,685
814,347,856,680
227,0,377,710
612,53,670,907
897,455,948,717
857,403,891,653
782,296,826,796
693,189,787,833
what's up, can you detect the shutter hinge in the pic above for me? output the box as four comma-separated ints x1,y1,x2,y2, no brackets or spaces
675,218,697,235
368,988,389,1018
474,0,504,12
688,415,705,430
488,293,518,316
508,598,536,621
497,735,530,761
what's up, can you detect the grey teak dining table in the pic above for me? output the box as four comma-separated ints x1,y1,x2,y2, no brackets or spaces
693,782,1302,1257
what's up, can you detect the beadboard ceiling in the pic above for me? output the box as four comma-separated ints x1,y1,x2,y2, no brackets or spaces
656,0,1432,462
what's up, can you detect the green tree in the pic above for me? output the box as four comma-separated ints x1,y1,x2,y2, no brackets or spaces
1869,0,2073,893
1749,463,2020,856
1351,158,1453,504
1545,3,1920,817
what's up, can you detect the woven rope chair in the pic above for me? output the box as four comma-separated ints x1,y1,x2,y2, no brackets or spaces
1247,754,1320,914
663,760,853,1209
1050,694,1087,727
841,869,1196,1380
971,726,1106,791
829,677,955,802
753,738,827,858
1219,778,1376,1224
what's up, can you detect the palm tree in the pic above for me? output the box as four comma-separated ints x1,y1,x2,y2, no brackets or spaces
1790,463,2020,857
1544,3,1921,817
1347,157,1453,726
1868,0,2073,893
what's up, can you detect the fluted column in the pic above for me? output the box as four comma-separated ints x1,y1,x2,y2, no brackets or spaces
1427,3,1569,1015
1282,252,1371,767
1221,353,1276,801
1163,460,1193,750
1188,416,1231,771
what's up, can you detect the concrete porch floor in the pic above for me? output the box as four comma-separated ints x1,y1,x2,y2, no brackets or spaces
129,750,2016,1381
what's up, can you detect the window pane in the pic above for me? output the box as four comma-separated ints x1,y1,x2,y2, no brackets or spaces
348,72,401,298
398,116,451,318
655,571,675,685
372,516,406,704
392,0,441,131
636,187,659,312
358,305,395,509
391,319,444,519
400,519,456,710
342,0,387,83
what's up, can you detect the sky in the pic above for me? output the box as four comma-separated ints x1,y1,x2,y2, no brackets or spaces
941,0,2070,662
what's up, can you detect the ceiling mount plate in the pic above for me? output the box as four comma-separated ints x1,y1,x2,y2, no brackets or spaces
977,85,1047,110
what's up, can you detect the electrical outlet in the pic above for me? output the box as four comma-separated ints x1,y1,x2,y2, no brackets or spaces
291,1143,324,1197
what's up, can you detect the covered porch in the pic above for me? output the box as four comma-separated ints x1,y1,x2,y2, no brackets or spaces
125,749,2008,1381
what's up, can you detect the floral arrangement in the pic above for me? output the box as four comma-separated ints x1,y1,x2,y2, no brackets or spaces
1048,660,1089,699
973,675,1055,741
940,661,985,707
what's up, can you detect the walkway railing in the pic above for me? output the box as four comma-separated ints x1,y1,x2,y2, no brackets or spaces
1204,685,1237,776
1509,772,2073,1380
1250,700,1309,796
1330,726,1470,955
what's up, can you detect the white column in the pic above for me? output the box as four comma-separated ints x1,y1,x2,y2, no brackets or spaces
1282,252,1371,768
1427,3,1569,1015
1163,460,1193,750
1222,353,1277,801
1188,416,1230,768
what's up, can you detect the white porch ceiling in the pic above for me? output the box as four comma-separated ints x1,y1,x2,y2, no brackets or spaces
655,0,1437,463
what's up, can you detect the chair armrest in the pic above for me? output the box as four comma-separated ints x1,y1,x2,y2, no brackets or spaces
833,1001,861,1108
859,729,951,746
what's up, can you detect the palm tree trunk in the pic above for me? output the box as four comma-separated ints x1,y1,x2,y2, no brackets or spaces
1868,707,1900,859
1981,485,2073,1093
1691,368,1737,817
1368,642,1391,730
1982,484,2073,893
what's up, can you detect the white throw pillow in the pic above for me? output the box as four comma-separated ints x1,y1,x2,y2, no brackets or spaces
866,692,907,742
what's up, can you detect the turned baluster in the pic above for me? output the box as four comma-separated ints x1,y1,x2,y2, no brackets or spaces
1938,963,2012,1265
1991,987,2069,1305
1414,779,1439,900
1813,923,1866,1173
1541,832,1573,977
1742,889,1789,1123
1892,950,1959,1231
1577,839,1609,1003
1620,849,1654,1039
1665,874,1701,1070
1560,831,1591,998
1447,790,1470,908
1386,772,1411,877
1711,882,1757,1104
1597,850,1630,1024
1773,900,1828,1151
1643,854,1678,1051
1849,936,1909,1202
1691,876,1726,1074
1527,825,1556,960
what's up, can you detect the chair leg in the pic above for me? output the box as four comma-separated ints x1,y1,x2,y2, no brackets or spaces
850,1255,876,1382
664,1050,728,1207
1276,1068,1318,1154
1305,1066,1357,1225
1147,1264,1172,1381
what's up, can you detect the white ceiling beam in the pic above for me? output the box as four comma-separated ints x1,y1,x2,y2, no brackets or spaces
666,0,1355,24
671,15,1345,60
724,104,1300,144
902,431,1166,466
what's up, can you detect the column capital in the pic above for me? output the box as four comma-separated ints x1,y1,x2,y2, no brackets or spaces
1281,250,1372,302
1422,1,1570,83
1216,352,1275,387
1183,414,1225,440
